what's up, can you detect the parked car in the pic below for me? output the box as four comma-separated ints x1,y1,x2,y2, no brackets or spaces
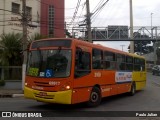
152,65,160,75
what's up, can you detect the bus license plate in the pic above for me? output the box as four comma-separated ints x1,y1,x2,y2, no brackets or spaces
39,92,47,96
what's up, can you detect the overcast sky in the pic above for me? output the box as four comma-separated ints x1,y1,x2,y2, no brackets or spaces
65,0,160,52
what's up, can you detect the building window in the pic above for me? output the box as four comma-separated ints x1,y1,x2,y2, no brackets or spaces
48,5,54,37
26,6,32,17
12,3,20,14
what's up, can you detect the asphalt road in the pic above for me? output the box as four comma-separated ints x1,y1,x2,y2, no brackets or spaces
0,72,160,120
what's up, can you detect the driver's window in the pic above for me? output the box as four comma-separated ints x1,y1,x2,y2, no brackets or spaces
75,47,91,78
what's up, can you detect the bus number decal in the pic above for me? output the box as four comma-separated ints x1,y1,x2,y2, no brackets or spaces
49,81,60,86
94,72,102,78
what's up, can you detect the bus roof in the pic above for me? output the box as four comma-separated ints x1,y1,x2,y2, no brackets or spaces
31,38,145,59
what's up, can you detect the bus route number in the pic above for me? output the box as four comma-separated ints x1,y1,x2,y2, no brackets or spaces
94,72,102,78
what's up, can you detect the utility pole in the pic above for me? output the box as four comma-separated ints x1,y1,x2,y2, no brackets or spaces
22,0,28,90
86,0,92,43
3,0,6,34
129,0,134,53
151,13,153,39
151,13,157,65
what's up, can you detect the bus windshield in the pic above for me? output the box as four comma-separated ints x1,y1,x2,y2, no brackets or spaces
27,49,72,78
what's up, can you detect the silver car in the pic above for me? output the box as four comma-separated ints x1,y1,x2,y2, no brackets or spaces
152,65,160,75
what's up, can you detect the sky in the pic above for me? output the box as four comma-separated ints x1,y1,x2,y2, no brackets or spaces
65,0,160,52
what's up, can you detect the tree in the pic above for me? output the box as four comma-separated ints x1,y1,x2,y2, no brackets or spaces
128,32,154,54
0,33,22,66
30,33,47,41
66,29,72,38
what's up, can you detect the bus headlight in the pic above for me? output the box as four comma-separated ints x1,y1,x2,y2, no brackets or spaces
25,82,28,86
60,82,71,91
65,85,70,90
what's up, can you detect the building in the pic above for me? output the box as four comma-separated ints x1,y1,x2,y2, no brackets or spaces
41,0,65,38
0,0,65,39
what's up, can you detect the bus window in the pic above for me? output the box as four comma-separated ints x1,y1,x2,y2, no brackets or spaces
117,54,126,71
104,51,116,70
27,49,71,78
134,58,141,71
140,59,145,71
126,56,133,71
92,49,103,69
75,47,91,78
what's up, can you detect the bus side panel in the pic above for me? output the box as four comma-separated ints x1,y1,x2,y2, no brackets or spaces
135,81,146,90
101,70,116,85
110,84,118,95
71,87,92,104
132,71,146,90
101,85,111,97
117,83,131,94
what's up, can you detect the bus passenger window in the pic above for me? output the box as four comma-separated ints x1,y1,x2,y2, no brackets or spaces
92,49,103,69
126,56,133,71
133,58,145,71
117,54,125,71
104,51,116,70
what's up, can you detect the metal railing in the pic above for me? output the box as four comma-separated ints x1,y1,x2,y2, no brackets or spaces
0,66,22,81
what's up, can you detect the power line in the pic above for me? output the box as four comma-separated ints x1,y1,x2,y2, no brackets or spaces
74,2,86,25
91,0,109,22
69,0,82,26
0,8,21,16
91,0,105,14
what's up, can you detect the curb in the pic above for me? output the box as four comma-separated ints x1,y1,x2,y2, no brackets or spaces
12,94,24,98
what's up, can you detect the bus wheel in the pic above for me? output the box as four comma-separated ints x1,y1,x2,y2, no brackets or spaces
87,87,101,107
128,82,136,96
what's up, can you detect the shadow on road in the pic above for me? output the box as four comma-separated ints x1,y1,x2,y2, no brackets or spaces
27,91,144,112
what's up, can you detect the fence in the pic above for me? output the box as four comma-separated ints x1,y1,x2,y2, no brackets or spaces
0,66,22,81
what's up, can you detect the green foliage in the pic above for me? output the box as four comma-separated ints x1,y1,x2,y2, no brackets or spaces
0,33,22,66
30,33,47,42
66,30,72,38
128,32,154,54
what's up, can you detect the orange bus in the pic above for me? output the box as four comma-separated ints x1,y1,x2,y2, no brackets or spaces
24,38,146,106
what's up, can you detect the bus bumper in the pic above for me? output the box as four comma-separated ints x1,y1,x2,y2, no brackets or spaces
24,86,72,104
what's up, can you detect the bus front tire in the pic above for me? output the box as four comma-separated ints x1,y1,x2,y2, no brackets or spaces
87,87,101,107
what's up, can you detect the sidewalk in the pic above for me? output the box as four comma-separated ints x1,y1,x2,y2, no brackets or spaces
0,89,24,98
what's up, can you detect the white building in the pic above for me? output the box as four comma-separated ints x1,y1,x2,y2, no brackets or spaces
0,0,40,39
